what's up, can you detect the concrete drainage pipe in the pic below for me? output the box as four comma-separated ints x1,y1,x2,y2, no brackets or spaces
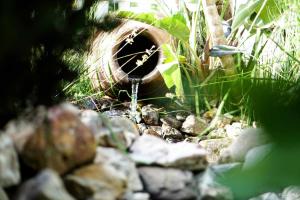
87,20,172,98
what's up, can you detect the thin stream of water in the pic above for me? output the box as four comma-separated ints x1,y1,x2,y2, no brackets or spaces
130,78,141,122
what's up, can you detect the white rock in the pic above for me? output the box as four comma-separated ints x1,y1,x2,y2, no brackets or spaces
0,134,20,187
282,185,300,200
130,134,208,170
16,169,75,200
94,147,143,191
181,115,207,136
226,128,269,162
138,167,197,200
249,192,282,200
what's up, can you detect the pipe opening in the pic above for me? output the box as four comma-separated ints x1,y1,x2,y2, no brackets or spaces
116,33,159,78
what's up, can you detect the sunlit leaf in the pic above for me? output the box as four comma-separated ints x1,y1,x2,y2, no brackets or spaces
157,14,190,42
158,44,184,96
232,0,261,31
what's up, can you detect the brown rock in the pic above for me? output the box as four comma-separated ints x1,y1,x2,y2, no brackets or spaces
65,164,127,200
21,104,96,174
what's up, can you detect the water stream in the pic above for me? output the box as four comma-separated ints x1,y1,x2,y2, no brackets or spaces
129,78,142,122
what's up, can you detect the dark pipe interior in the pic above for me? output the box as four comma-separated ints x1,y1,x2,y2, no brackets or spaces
116,34,159,78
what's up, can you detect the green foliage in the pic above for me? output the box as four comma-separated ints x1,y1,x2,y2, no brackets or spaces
157,44,184,97
232,0,282,31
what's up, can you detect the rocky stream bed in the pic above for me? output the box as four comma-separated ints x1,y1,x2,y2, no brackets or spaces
0,97,299,200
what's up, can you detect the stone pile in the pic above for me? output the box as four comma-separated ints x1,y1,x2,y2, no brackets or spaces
0,101,298,200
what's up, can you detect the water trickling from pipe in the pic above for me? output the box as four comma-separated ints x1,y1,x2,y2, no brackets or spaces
129,78,142,122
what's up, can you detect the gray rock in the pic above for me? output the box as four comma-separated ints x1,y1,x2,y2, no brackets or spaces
181,115,207,136
243,144,273,170
225,128,269,162
130,135,207,170
176,112,189,122
65,163,127,200
94,147,143,192
160,116,182,129
197,163,241,200
110,116,140,147
103,109,127,118
137,123,147,135
0,188,8,200
123,192,150,200
80,110,110,145
139,167,197,200
199,138,232,164
0,134,20,187
249,192,282,200
282,185,300,200
161,123,183,141
141,104,160,125
16,169,75,200
98,116,140,149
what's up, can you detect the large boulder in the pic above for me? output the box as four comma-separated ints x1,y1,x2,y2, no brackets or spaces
21,104,96,174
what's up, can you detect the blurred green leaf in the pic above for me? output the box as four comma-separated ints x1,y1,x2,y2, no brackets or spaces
158,44,184,96
232,0,261,30
232,0,282,31
157,13,190,42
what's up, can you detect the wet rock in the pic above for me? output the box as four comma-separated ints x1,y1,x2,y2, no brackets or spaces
130,135,207,170
141,104,160,125
282,185,300,200
21,104,96,174
137,123,147,135
196,163,241,200
181,115,207,136
224,128,269,162
0,134,20,187
160,116,182,129
98,96,117,111
65,163,127,200
243,144,273,170
0,188,8,200
110,116,140,147
139,167,197,200
94,147,143,192
15,169,74,200
199,138,232,164
249,192,282,200
176,112,189,122
103,109,127,118
162,123,183,141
